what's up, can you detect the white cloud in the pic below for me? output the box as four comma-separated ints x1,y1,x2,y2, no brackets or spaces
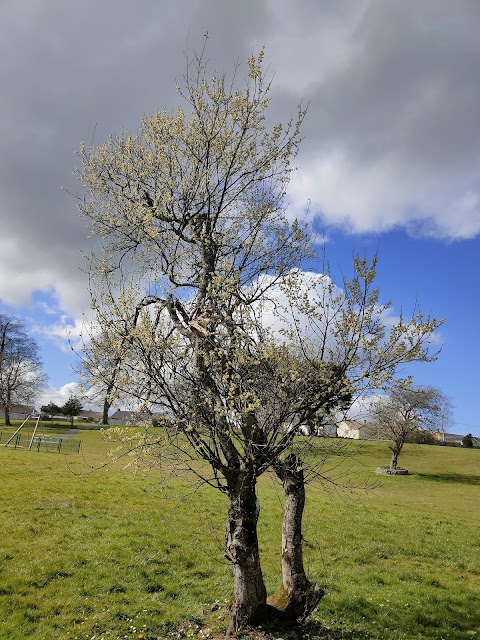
251,270,343,345
35,315,86,354
37,382,83,408
288,155,480,240
38,381,103,411
344,393,377,422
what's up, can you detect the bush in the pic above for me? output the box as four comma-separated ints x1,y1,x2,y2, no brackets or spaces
406,430,437,445
462,433,474,447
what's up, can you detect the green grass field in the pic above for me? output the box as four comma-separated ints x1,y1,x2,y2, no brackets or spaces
0,430,478,640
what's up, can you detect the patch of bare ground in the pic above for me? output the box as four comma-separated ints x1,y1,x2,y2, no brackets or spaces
167,608,363,640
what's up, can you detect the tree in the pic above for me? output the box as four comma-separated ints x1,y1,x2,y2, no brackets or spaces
371,385,451,470
76,47,442,633
62,395,83,426
437,393,454,443
78,329,122,424
0,314,46,425
462,433,474,448
41,402,62,420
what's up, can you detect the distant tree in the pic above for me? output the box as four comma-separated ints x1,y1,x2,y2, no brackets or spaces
0,314,46,425
462,433,474,448
372,385,451,470
77,325,124,425
41,402,62,420
406,429,437,445
435,393,454,443
62,395,83,426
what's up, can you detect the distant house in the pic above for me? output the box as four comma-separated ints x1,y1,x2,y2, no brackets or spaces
0,404,37,421
110,410,142,426
77,410,103,423
282,420,339,437
297,424,312,436
337,419,377,440
109,410,164,426
434,432,480,447
108,409,170,426
434,432,463,446
40,412,64,421
284,422,334,436
316,423,338,437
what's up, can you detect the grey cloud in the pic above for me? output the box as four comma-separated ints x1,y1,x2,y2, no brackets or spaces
265,0,480,237
0,0,269,314
301,1,480,168
1,0,480,318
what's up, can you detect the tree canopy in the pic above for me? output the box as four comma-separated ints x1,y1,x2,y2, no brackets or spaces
62,395,83,425
76,47,442,633
0,313,46,425
41,402,62,419
371,385,451,470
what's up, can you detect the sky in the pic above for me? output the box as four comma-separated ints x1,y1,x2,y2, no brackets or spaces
0,0,479,435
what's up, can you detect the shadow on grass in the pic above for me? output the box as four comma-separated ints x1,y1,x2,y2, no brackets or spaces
229,621,369,640
301,621,370,639
416,471,480,485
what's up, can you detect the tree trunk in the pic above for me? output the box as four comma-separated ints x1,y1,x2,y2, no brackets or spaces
102,396,110,425
4,402,11,426
270,455,324,623
225,470,267,635
102,372,118,424
390,441,403,469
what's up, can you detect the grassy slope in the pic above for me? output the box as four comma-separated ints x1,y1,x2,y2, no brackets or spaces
0,433,478,640
300,442,480,639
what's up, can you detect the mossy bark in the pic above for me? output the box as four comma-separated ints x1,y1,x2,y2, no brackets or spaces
271,454,324,623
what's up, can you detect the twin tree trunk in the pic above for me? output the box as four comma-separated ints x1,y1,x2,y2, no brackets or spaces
225,456,323,634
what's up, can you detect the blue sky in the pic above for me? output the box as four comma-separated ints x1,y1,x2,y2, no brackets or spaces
321,228,480,435
1,1,479,435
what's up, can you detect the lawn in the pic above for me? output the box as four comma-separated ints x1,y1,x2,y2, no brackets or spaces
0,432,478,639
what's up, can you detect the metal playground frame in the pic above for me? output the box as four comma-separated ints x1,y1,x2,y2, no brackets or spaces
1,414,81,454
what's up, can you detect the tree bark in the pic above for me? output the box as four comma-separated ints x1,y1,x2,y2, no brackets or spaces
271,454,324,623
4,402,11,426
101,370,119,424
225,470,267,635
4,388,12,426
102,396,110,425
389,441,403,469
